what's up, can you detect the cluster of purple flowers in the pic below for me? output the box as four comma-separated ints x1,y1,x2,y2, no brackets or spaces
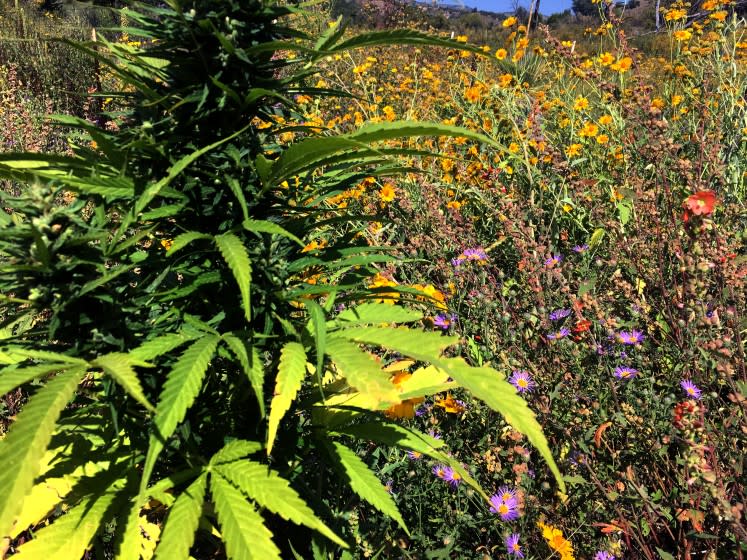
451,247,488,267
595,552,615,560
614,329,645,345
432,464,462,487
549,308,572,321
433,313,457,330
509,370,535,393
489,486,520,521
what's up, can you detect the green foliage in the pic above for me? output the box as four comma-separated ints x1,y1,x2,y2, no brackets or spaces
0,1,563,557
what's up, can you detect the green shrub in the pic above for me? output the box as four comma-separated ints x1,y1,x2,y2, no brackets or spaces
0,1,562,557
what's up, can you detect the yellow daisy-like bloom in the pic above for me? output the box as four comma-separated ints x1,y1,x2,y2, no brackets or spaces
502,16,517,27
598,52,615,66
610,56,633,73
464,85,482,103
578,121,599,138
599,114,613,126
498,73,513,88
709,9,727,21
573,96,589,111
538,522,575,560
495,48,508,60
596,134,609,144
379,183,396,203
565,143,583,157
673,29,692,41
665,8,687,20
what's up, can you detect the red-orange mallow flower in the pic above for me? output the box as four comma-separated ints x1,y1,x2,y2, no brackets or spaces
683,190,717,222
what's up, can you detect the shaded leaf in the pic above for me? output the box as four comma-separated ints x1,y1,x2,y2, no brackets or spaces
267,342,307,455
210,474,281,560
0,367,84,539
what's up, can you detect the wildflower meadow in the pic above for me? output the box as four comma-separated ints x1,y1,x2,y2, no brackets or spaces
0,0,745,558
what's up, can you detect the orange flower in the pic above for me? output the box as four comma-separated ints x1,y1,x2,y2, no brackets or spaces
435,394,466,414
683,190,717,221
385,371,424,419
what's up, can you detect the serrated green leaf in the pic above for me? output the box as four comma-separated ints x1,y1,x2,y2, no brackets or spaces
92,352,155,412
117,496,148,560
222,334,265,418
217,460,346,547
141,336,219,492
267,342,307,455
305,300,326,383
210,474,281,560
0,363,74,396
331,421,485,499
347,121,499,149
326,441,407,533
154,474,207,560
334,303,423,325
330,326,456,363
439,357,565,493
130,332,200,362
166,232,211,255
0,367,85,539
324,338,399,406
0,348,88,366
12,478,127,559
210,440,263,465
243,219,303,246
214,233,252,323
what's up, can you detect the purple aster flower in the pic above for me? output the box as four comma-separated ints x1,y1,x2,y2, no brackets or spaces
489,487,520,521
385,479,394,494
495,485,517,503
506,533,524,558
407,450,423,460
613,365,639,380
415,402,432,417
509,370,535,393
546,328,570,340
595,553,615,560
433,313,457,330
573,244,589,253
680,379,702,400
545,254,563,267
451,256,465,267
427,429,442,440
463,247,488,262
549,308,572,321
442,466,463,487
432,464,448,481
614,329,645,345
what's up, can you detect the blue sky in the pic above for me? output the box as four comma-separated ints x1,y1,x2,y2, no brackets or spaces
447,0,574,16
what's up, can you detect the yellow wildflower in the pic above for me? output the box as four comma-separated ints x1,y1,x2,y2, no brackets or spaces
538,521,575,560
502,16,517,27
379,183,396,203
495,48,508,60
565,143,583,157
573,96,589,111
